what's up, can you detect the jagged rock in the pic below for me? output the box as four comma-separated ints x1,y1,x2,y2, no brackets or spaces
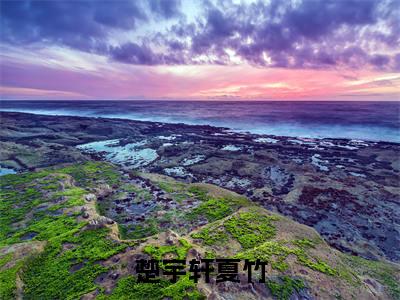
188,248,201,260
85,193,96,202
106,217,114,225
363,278,384,293
88,219,100,228
57,195,67,203
165,231,178,245
88,216,114,228
82,212,90,219
136,215,145,221
97,216,114,225
95,184,112,198
109,273,119,280
125,216,133,222
115,205,124,213
198,220,207,226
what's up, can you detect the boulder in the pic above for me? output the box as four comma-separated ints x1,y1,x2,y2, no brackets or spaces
95,184,112,198
85,193,96,202
165,231,178,245
98,216,114,225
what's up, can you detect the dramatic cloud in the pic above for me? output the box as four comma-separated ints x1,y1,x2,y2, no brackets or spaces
1,1,143,52
1,0,399,71
149,0,182,19
0,0,399,100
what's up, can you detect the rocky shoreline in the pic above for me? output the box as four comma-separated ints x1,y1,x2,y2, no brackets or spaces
1,111,399,262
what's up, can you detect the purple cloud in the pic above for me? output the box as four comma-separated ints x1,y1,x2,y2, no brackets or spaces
0,0,399,70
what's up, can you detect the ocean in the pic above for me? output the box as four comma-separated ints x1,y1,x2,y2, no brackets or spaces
1,100,399,142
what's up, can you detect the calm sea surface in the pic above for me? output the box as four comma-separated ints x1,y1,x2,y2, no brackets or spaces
1,100,399,142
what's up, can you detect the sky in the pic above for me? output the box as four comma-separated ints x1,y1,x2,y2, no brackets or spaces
0,0,399,101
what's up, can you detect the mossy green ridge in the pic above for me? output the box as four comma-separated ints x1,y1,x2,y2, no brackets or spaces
235,240,336,275
266,276,306,300
60,161,121,187
191,211,277,249
0,252,23,300
343,255,400,300
131,239,205,299
143,239,192,261
0,175,81,246
21,228,127,300
99,274,204,300
1,162,399,300
0,162,127,299
158,181,186,194
186,195,249,223
224,212,277,249
191,222,229,246
119,218,159,240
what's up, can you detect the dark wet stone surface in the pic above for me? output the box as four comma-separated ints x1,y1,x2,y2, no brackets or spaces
69,262,85,273
20,232,38,241
1,111,399,262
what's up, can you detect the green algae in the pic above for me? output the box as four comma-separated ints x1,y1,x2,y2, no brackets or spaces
21,227,127,300
266,276,306,300
192,211,277,248
224,212,277,249
0,258,23,300
158,181,186,193
123,238,204,300
60,161,120,187
0,162,128,299
1,162,398,300
119,222,159,240
143,239,192,261
343,255,400,299
99,274,204,300
191,223,229,246
235,240,336,275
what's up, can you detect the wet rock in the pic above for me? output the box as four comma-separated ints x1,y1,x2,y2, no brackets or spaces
98,216,114,225
3,111,399,262
20,232,38,241
88,219,101,228
85,193,96,202
89,216,114,228
198,220,207,226
156,210,166,217
136,215,145,221
125,216,134,222
69,262,85,273
95,184,112,198
115,205,124,214
363,278,384,293
55,195,67,203
165,231,178,245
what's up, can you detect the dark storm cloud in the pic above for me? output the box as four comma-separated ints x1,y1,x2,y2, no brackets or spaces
0,0,182,51
110,42,159,65
184,0,398,69
0,0,399,70
0,0,148,51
